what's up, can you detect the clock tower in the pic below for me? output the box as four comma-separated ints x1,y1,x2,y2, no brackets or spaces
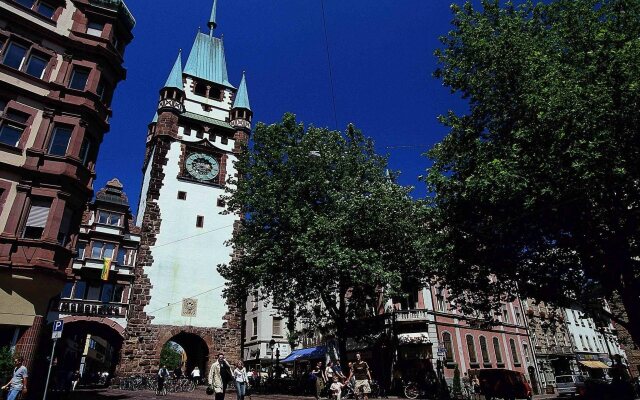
119,0,252,376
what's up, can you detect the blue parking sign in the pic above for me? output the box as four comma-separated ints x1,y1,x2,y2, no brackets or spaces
52,319,63,339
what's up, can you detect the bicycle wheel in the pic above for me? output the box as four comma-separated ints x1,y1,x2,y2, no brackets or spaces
404,382,419,399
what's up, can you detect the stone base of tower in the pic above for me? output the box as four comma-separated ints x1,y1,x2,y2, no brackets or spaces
117,322,241,377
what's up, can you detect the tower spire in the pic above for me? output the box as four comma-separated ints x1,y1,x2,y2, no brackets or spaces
208,0,218,36
232,72,251,111
163,49,183,90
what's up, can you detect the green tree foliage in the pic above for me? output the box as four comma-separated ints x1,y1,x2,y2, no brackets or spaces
159,342,182,370
220,114,423,358
0,347,13,383
425,0,640,344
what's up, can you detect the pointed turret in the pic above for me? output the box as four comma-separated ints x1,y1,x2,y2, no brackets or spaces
231,72,253,148
208,0,218,34
163,50,183,90
232,72,251,111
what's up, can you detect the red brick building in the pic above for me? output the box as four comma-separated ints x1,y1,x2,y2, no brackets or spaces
0,0,134,374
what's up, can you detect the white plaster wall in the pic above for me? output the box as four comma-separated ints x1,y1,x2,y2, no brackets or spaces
183,77,234,121
564,308,625,356
136,147,154,225
143,141,238,328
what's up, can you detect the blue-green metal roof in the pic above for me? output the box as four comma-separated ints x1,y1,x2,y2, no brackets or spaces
164,51,183,90
233,72,251,111
183,32,233,88
152,112,158,123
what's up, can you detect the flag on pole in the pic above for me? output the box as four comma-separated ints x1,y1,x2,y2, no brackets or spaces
101,257,112,281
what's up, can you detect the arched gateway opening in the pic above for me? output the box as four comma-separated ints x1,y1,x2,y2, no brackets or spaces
49,317,124,386
159,332,209,375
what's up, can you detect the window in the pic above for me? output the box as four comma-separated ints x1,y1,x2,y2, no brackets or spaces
194,82,207,97
73,281,86,299
523,343,530,363
100,283,114,303
480,336,490,364
79,137,91,165
116,248,135,266
86,283,100,300
15,0,36,8
36,1,56,18
510,339,520,365
466,335,477,364
96,79,111,103
25,52,49,78
579,335,586,350
502,305,510,323
86,21,104,37
90,241,115,259
0,109,28,147
69,67,90,90
493,337,503,365
251,291,258,310
22,198,51,239
177,191,187,200
2,42,27,69
442,332,454,363
97,210,122,226
48,126,73,156
209,87,222,100
112,285,125,303
196,215,204,228
272,317,282,336
217,197,225,207
252,317,257,337
61,282,73,298
76,241,86,259
515,310,522,325
57,207,73,245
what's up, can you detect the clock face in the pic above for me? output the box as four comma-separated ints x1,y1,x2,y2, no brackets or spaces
185,153,219,181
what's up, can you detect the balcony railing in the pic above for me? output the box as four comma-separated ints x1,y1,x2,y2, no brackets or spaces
536,345,573,355
395,309,430,322
55,298,128,318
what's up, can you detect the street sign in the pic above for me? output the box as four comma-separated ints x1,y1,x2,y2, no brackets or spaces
437,344,447,356
52,319,63,340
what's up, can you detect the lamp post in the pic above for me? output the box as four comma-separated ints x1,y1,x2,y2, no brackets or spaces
269,339,276,379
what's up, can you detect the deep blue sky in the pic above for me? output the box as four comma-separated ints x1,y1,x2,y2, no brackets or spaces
99,0,470,214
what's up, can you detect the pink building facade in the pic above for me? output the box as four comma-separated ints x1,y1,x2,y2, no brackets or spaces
391,285,541,392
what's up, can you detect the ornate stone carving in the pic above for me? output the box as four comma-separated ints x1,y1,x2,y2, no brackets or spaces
181,298,198,317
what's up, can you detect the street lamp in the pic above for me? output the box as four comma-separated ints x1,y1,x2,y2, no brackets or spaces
269,339,276,379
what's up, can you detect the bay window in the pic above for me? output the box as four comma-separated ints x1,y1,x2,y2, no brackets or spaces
48,125,73,156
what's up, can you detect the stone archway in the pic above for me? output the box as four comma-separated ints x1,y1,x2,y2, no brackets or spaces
156,328,212,375
51,317,125,384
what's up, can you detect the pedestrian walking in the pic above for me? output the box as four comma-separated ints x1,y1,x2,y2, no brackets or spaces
209,353,231,400
347,353,372,400
472,375,481,400
233,360,248,400
1,356,28,400
311,361,326,400
71,370,80,391
329,376,344,400
191,366,201,386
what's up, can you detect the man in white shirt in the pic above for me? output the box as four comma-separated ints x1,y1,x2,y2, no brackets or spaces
2,356,28,400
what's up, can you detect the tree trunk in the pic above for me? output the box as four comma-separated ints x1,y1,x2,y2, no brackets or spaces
618,282,640,348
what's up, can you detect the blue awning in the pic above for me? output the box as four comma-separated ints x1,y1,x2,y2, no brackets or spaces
281,346,326,363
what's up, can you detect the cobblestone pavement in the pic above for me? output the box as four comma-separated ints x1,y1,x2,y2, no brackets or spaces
63,388,563,400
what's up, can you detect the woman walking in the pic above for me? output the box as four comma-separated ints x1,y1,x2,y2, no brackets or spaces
233,361,248,400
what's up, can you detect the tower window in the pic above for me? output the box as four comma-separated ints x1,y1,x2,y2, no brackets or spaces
177,191,187,200
196,215,204,228
217,198,225,207
194,82,207,97
221,136,228,145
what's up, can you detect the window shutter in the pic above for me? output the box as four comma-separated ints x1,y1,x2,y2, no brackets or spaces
26,199,51,227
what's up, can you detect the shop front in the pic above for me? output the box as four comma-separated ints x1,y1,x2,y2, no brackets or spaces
576,354,611,379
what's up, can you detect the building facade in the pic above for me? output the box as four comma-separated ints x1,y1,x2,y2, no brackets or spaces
45,178,140,377
522,300,575,390
0,0,133,372
243,293,292,374
119,0,251,376
563,307,626,379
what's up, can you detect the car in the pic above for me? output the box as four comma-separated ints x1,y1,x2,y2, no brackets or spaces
478,368,533,400
555,374,586,397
